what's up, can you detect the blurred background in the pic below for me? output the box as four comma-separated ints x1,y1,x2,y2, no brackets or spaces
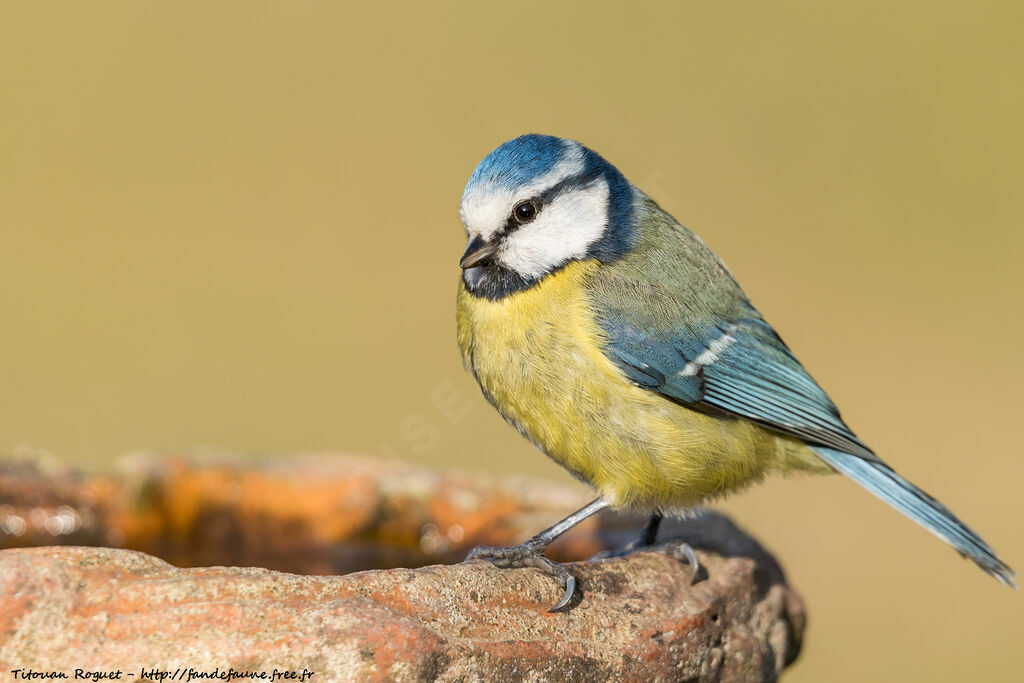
2,1,1021,679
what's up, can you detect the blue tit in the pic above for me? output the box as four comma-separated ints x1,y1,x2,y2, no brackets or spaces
456,134,1015,611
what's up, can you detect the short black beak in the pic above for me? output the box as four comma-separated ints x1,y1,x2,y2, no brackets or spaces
460,237,497,269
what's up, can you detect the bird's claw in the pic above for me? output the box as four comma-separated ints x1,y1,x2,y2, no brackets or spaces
663,541,700,585
465,543,577,612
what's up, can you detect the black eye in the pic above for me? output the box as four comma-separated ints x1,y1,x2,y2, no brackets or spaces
513,201,537,223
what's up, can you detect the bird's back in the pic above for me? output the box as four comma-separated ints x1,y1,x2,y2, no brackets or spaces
585,194,752,342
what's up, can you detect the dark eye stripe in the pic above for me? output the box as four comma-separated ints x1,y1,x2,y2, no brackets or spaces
536,168,603,204
493,169,604,240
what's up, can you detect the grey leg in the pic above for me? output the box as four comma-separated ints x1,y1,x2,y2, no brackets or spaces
466,498,608,612
592,512,662,557
629,512,663,549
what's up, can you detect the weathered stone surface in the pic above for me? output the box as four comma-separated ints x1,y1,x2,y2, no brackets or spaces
0,528,802,682
0,454,805,681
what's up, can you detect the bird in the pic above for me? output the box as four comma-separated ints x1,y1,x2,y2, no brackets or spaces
455,133,1016,611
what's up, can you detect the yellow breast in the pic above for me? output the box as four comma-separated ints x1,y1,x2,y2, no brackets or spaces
456,260,817,510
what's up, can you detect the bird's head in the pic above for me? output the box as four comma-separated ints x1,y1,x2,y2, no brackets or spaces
458,134,636,299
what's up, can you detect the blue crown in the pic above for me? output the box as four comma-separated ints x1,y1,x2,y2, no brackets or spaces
464,134,569,195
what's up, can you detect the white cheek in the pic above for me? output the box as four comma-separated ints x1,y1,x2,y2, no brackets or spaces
499,179,610,278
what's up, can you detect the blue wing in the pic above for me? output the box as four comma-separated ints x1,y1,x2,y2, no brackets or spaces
600,308,878,462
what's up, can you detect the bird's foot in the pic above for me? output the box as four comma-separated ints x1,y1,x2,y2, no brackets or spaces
589,536,649,560
465,542,577,612
589,512,663,560
590,539,701,585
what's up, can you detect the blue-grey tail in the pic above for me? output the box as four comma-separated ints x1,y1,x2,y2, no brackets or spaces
813,446,1017,588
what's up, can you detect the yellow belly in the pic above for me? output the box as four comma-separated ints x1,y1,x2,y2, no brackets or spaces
456,260,821,510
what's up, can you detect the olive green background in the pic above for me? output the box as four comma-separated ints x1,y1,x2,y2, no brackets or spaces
2,2,1021,679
